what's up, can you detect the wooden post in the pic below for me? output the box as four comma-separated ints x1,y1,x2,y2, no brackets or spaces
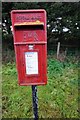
57,42,60,59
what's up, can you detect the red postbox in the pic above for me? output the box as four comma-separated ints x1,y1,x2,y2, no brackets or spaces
11,9,47,86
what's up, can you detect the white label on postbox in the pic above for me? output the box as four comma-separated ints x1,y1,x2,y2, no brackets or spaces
25,52,38,75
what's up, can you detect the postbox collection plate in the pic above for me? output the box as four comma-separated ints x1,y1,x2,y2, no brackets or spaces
11,9,47,86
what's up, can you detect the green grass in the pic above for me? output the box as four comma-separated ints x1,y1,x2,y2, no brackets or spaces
2,53,79,118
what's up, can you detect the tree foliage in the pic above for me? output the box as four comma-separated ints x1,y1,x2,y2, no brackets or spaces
2,2,80,48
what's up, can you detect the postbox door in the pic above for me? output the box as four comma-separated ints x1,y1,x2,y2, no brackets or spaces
15,44,47,85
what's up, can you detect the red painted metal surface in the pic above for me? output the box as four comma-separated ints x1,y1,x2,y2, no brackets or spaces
11,9,47,86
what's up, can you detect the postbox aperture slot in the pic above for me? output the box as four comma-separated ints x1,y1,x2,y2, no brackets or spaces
14,25,44,30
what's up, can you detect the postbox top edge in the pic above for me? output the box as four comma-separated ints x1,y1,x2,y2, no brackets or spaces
11,9,46,14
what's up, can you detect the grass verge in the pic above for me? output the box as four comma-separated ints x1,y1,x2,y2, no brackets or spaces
2,53,79,118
